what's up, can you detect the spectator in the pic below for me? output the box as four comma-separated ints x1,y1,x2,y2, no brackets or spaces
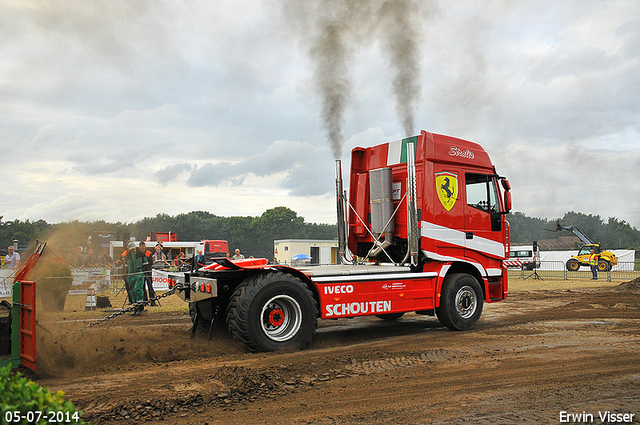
152,244,168,267
589,248,598,280
4,246,20,269
67,246,85,268
97,249,114,269
232,248,245,260
120,245,132,304
84,248,97,267
124,242,146,315
173,251,187,270
114,259,124,284
139,242,157,306
195,250,206,269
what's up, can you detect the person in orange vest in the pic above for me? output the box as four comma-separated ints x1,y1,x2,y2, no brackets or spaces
589,248,598,280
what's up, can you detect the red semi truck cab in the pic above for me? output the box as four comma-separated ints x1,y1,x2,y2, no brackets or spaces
347,130,511,304
170,130,512,352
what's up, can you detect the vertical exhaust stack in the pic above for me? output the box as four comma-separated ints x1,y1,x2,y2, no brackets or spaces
368,167,395,258
335,160,350,264
405,141,419,267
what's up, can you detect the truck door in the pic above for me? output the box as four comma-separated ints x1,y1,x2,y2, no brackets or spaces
424,165,466,259
463,172,506,262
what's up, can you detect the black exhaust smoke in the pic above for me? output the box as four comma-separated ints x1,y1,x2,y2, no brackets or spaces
282,0,428,158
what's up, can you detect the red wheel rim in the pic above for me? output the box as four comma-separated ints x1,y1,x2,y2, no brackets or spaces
268,308,285,327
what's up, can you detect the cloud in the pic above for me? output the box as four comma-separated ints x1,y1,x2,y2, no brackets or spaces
17,193,97,224
186,162,239,187
155,163,194,185
492,136,640,225
69,157,136,176
1,0,639,230
182,139,334,196
281,163,333,197
421,1,640,148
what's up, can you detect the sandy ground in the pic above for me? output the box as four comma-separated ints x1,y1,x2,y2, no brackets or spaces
9,274,640,424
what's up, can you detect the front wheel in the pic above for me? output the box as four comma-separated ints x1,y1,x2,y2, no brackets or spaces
566,259,580,271
597,260,610,272
436,273,483,331
227,272,318,352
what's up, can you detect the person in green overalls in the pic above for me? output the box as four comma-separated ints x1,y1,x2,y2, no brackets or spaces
125,241,146,315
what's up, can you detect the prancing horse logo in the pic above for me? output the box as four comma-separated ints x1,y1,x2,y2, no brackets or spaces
435,172,458,211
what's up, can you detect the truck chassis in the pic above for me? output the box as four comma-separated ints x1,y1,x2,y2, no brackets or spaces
170,260,484,352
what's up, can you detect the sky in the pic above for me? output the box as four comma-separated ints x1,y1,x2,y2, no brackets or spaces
1,0,639,229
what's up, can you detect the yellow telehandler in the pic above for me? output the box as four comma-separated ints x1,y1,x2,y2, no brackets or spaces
554,223,618,272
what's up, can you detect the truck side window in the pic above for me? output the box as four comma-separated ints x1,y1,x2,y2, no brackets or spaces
465,173,498,213
510,250,532,258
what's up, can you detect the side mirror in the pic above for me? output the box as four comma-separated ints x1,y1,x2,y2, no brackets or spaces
504,191,512,213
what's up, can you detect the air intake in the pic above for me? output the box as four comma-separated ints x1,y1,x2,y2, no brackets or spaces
369,167,394,252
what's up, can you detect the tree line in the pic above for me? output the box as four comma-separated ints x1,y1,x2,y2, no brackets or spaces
1,209,639,259
0,207,337,259
507,211,640,250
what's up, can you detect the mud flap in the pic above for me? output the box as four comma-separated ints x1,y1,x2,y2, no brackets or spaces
190,299,220,341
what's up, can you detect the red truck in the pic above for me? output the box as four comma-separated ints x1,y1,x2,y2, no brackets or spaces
170,130,512,351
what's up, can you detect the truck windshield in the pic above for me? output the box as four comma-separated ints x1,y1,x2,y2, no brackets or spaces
466,173,499,213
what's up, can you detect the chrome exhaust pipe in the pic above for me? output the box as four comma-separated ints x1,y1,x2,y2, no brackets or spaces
335,160,351,264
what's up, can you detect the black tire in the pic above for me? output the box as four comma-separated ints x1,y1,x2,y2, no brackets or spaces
597,260,610,272
436,273,483,331
226,272,318,352
376,312,405,321
566,259,580,272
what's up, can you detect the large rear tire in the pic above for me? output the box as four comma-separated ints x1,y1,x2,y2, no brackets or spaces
436,273,483,331
227,272,318,352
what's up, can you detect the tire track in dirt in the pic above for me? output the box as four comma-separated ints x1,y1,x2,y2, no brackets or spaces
74,338,640,424
343,349,458,374
231,351,640,425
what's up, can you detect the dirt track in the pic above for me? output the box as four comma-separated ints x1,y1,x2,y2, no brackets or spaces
32,279,640,424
